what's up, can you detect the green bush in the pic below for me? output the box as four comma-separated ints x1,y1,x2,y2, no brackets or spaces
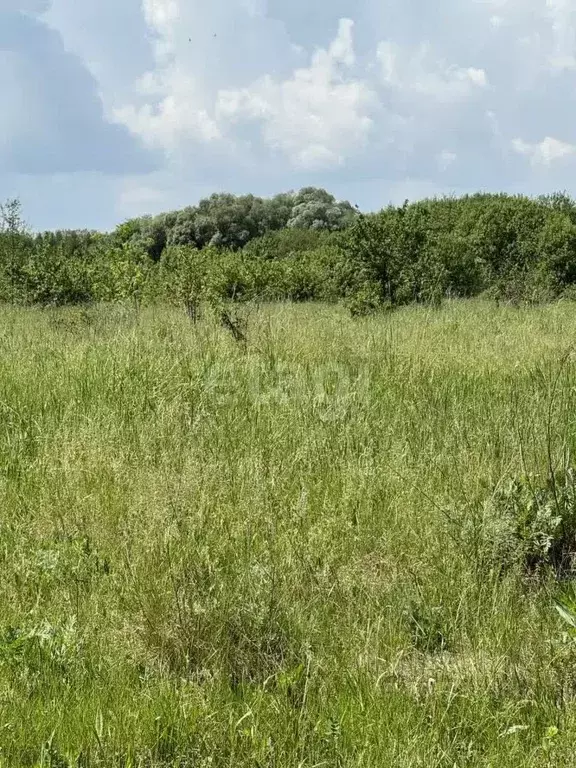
4,190,576,311
343,193,576,311
91,242,155,305
487,469,576,575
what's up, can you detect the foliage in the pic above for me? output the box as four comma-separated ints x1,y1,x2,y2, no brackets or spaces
242,227,338,260
17,231,96,306
158,244,206,317
128,187,357,255
555,581,576,638
0,198,32,302
343,192,576,311
5,190,576,313
286,186,357,230
487,468,576,574
91,240,155,305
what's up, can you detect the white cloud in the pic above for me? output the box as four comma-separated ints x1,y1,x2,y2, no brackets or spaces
547,0,576,70
112,0,300,162
114,5,490,172
115,76,222,152
217,19,375,169
479,0,576,71
376,41,488,102
111,0,224,151
511,136,576,166
327,16,356,66
438,150,457,170
142,0,179,34
9,0,576,229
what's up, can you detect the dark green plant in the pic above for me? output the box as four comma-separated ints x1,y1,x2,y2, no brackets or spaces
555,581,576,638
489,468,576,574
404,600,448,654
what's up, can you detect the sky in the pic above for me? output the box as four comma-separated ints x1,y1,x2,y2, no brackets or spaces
3,0,576,231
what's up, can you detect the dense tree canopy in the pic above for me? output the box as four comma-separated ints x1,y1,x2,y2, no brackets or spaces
3,188,576,311
114,187,359,258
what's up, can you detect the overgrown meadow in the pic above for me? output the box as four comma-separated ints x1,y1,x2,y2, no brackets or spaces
2,299,576,766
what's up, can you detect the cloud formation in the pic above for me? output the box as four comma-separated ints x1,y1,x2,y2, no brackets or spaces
512,136,576,167
216,20,376,169
4,0,576,229
0,4,155,175
109,0,535,185
376,41,488,102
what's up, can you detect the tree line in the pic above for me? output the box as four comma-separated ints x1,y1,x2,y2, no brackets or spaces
2,188,576,313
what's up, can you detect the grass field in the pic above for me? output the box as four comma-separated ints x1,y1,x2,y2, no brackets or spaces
3,300,576,766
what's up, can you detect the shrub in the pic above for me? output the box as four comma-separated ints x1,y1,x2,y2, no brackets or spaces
487,469,576,575
159,245,207,318
6,191,576,310
91,242,155,305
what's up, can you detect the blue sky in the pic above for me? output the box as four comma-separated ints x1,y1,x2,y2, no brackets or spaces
3,0,576,231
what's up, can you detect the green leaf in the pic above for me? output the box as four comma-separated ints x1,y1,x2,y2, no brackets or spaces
554,599,576,629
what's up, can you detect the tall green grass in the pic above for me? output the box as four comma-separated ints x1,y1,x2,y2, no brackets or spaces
1,300,576,766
